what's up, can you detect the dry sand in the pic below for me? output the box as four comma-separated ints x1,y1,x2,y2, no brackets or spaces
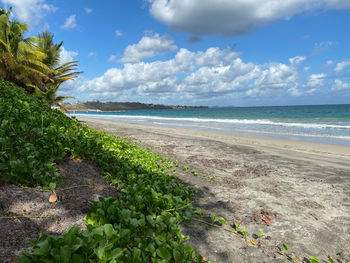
81,118,350,263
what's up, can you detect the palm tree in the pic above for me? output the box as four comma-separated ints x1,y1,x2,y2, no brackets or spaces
0,7,53,92
34,60,82,111
37,31,63,69
36,31,82,110
0,8,82,110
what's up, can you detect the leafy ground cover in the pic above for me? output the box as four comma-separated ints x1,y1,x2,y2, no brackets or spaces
0,79,203,262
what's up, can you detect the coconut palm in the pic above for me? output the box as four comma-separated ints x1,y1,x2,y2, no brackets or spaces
37,31,63,69
34,60,82,111
36,31,83,109
0,8,82,110
0,7,53,92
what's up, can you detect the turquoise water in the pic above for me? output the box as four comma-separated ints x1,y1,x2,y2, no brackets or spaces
70,104,350,146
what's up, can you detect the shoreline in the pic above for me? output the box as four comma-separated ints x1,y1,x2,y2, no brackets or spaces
79,118,350,170
71,112,350,147
80,118,350,262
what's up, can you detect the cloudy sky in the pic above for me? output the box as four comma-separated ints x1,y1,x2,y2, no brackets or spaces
2,0,350,106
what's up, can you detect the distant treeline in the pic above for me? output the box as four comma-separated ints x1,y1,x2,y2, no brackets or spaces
66,101,208,111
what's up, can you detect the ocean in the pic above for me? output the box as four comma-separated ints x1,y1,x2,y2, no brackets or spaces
69,104,350,147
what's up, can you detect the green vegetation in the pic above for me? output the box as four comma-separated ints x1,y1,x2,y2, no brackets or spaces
0,79,202,262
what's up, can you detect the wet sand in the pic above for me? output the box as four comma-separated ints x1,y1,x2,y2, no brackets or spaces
81,118,350,263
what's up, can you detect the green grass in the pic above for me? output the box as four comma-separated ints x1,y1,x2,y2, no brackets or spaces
0,79,204,263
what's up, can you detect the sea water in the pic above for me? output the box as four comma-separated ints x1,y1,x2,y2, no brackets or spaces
70,104,350,146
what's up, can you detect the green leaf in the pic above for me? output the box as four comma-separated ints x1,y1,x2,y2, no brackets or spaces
210,213,216,223
104,224,113,238
218,217,226,225
92,226,104,237
258,231,264,239
173,249,181,262
60,245,72,263
156,246,172,261
95,246,105,260
310,256,321,263
283,243,289,251
132,248,141,260
110,248,123,260
32,239,50,257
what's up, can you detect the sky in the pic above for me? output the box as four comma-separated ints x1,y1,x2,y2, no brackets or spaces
2,0,350,107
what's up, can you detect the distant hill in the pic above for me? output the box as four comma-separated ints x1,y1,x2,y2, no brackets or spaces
65,101,208,111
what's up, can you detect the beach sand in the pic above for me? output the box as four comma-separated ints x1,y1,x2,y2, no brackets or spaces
81,118,350,263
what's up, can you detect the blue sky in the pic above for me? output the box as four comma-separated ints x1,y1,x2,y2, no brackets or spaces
2,0,350,106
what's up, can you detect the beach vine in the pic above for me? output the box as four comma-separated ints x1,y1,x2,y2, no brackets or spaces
0,79,205,262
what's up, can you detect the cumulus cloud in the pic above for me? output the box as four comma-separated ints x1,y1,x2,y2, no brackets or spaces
304,74,326,87
59,47,78,65
77,45,311,103
1,0,56,27
61,14,77,29
331,79,350,91
148,0,350,37
118,32,178,63
334,60,350,74
88,52,95,57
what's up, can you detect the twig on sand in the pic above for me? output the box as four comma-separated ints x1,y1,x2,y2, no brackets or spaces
192,217,243,237
19,184,92,192
59,185,92,191
0,214,53,220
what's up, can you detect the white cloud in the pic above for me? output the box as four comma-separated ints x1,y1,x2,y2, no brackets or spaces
324,60,335,67
118,32,177,63
304,74,326,87
115,30,123,37
108,55,116,62
78,45,311,102
88,52,95,57
1,0,56,27
84,8,93,14
148,0,350,37
255,62,299,90
61,14,77,29
331,79,350,91
59,47,78,65
289,56,306,66
334,60,350,74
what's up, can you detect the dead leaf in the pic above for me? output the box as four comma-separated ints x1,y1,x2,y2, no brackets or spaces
246,238,258,246
262,215,271,224
49,193,57,203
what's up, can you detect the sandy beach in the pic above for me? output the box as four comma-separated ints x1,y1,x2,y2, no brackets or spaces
81,118,350,263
